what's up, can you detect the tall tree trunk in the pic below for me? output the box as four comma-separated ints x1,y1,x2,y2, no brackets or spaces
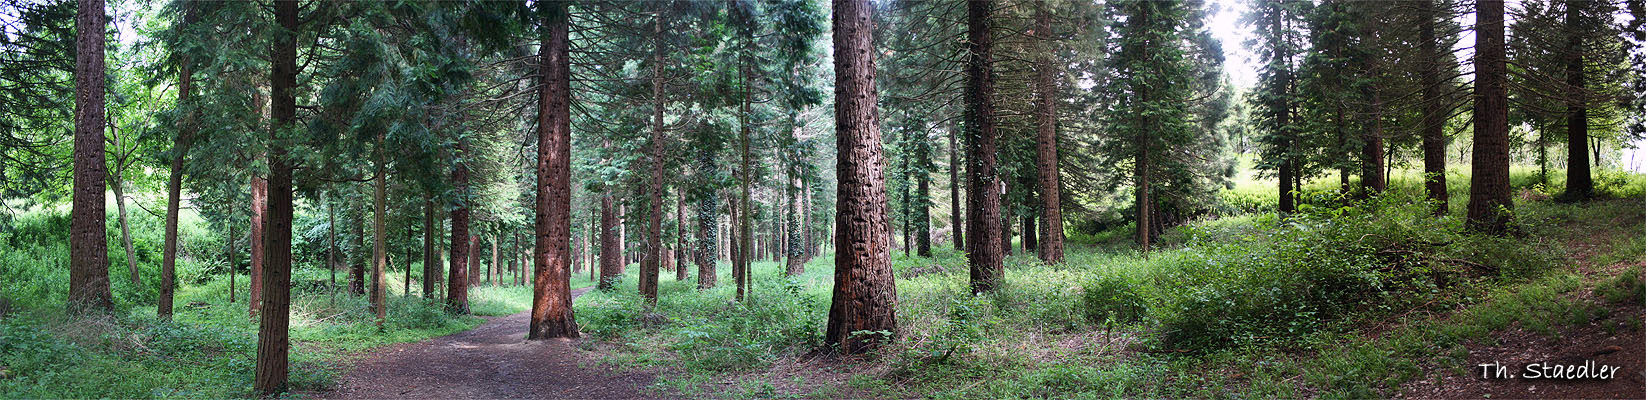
916,158,931,257
253,0,298,393
599,194,620,290
1033,2,1064,263
1136,140,1151,255
695,190,719,289
948,125,963,250
370,135,387,326
529,2,580,338
404,223,413,294
447,137,471,314
160,4,198,317
111,175,137,285
229,223,237,303
1022,214,1036,254
491,234,500,286
826,0,899,354
249,171,267,313
328,200,336,296
1274,7,1297,216
350,201,365,295
787,173,805,276
468,235,480,288
1001,180,1013,256
69,0,111,314
641,10,666,304
737,39,753,301
422,195,436,298
1362,90,1386,196
964,0,1004,293
900,133,912,257
1563,1,1592,201
1466,0,1514,234
731,191,745,298
1419,0,1449,215
677,189,688,281
590,206,599,283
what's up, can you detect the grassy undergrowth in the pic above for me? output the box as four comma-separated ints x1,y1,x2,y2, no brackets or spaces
570,170,1646,399
0,205,567,398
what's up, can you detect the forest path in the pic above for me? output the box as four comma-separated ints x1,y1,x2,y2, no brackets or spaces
1398,199,1646,398
321,287,663,399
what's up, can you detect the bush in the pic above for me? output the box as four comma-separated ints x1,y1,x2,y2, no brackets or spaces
1149,193,1557,349
1081,274,1147,326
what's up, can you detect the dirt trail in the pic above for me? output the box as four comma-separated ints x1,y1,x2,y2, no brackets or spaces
322,288,662,399
1399,200,1646,398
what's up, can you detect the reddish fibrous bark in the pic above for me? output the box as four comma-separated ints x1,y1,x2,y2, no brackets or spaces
1032,2,1064,264
447,136,472,314
68,0,111,314
825,0,899,354
1466,0,1514,234
529,2,580,339
253,0,298,394
964,0,1004,293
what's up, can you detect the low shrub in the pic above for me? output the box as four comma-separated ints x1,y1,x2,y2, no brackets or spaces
1081,274,1147,326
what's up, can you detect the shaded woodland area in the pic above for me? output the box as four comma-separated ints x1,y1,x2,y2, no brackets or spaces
3,0,1646,398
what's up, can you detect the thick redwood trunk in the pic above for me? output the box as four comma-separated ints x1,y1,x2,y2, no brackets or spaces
825,0,899,354
1466,0,1514,233
529,3,580,338
68,0,111,314
253,0,297,393
964,0,1003,293
447,138,472,314
1033,3,1064,264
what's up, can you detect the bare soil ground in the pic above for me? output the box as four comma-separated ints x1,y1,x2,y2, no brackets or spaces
320,288,665,399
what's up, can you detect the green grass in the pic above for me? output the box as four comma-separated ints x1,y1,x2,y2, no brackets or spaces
567,168,1646,399
0,204,556,398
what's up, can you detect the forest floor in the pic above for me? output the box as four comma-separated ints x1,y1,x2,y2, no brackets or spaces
1398,199,1646,398
318,287,665,399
